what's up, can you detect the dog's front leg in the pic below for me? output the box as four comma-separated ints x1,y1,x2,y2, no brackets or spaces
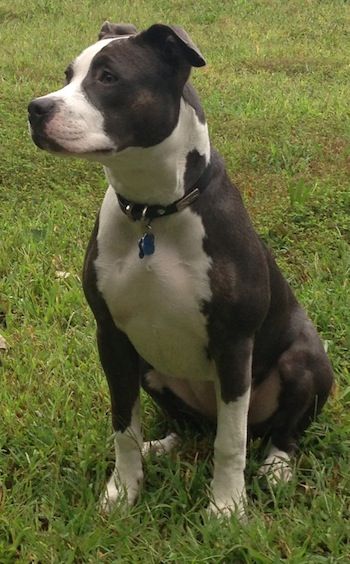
97,322,143,513
209,338,252,518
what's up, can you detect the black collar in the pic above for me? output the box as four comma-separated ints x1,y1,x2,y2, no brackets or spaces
116,162,212,222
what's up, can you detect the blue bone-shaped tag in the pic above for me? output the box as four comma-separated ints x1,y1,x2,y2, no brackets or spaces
138,232,155,259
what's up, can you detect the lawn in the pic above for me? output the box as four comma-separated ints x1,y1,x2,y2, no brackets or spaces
0,0,349,561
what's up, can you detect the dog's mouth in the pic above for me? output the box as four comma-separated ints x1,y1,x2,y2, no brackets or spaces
29,127,64,153
29,124,115,158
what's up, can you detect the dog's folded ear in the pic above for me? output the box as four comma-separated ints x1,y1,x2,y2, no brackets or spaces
138,24,206,68
98,21,137,40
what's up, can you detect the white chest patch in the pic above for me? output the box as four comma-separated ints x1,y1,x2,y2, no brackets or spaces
95,186,215,381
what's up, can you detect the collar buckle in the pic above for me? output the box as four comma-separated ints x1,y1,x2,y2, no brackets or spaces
141,206,149,222
175,188,200,212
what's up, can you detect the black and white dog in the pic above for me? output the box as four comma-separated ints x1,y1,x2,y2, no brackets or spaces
28,22,333,517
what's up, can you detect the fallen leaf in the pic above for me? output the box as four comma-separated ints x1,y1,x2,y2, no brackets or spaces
55,270,70,279
0,334,8,351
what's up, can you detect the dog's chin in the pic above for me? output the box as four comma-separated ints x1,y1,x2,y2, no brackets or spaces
30,131,115,159
31,132,65,154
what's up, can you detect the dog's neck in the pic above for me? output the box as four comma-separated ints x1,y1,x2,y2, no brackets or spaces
103,98,211,207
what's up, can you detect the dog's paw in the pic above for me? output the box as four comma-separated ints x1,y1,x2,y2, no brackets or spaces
258,448,292,485
99,472,142,515
207,491,247,521
142,433,180,457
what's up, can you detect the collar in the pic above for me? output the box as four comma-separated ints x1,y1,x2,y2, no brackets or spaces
116,162,212,222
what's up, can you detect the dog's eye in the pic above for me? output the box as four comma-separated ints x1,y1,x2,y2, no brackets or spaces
99,70,118,84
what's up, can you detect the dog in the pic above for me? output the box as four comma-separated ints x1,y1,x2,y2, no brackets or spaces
28,22,334,517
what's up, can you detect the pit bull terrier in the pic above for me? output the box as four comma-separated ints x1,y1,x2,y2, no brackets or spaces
28,22,334,517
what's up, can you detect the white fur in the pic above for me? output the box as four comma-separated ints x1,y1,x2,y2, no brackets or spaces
209,385,251,517
100,398,143,513
96,187,214,380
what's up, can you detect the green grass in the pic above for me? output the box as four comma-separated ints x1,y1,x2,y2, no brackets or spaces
0,0,349,561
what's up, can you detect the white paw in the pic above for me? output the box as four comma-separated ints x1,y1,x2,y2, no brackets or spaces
258,448,292,485
207,490,247,520
99,472,142,514
142,433,180,457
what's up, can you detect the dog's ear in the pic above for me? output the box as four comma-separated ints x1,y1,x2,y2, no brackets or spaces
98,21,137,40
138,24,206,68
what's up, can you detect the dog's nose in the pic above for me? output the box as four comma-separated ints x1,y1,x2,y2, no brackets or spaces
28,98,56,122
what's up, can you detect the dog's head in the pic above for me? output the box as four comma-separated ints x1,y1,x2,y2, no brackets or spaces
28,23,205,160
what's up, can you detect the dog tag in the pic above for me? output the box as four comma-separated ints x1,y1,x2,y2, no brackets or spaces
138,231,155,259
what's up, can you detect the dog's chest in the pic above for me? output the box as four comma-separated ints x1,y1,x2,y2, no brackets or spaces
95,187,215,380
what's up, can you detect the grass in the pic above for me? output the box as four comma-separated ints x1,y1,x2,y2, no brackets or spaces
0,0,349,561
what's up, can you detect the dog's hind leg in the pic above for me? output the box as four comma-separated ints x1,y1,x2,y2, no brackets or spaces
257,319,333,484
